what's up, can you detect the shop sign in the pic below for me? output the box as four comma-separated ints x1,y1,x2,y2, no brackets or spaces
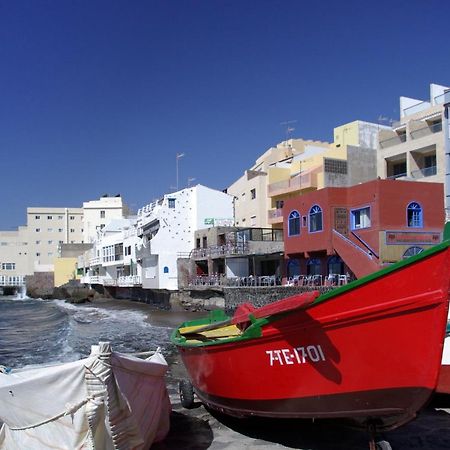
385,231,441,245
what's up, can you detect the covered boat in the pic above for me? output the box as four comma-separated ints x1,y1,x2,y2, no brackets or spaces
0,342,171,449
172,231,450,437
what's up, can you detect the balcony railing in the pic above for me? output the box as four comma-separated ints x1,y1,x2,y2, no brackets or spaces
90,256,101,266
117,275,141,286
411,166,437,179
268,168,319,196
379,134,407,149
192,242,250,259
0,277,25,287
387,172,407,180
268,208,283,223
410,121,442,139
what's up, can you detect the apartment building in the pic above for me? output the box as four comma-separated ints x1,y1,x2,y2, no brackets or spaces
82,195,126,243
378,83,448,198
228,138,330,229
228,121,386,231
27,207,84,272
0,195,128,289
0,227,29,289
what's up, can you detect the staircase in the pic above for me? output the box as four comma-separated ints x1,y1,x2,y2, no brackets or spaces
332,230,380,278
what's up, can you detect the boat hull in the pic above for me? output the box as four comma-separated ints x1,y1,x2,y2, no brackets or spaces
177,245,450,430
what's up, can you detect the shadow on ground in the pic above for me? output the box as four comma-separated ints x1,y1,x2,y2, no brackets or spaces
152,411,214,450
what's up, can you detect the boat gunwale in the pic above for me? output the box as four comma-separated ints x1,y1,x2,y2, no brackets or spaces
171,237,450,348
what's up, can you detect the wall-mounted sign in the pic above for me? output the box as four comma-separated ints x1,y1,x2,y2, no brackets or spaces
385,231,441,245
204,218,234,226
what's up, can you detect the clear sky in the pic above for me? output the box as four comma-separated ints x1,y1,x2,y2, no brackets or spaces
1,0,449,229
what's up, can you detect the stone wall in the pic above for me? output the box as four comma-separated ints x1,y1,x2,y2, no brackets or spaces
223,286,333,313
25,272,54,299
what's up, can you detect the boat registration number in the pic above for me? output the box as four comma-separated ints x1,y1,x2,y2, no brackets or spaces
266,345,325,366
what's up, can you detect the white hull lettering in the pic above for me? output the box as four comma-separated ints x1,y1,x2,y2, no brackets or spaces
266,345,326,367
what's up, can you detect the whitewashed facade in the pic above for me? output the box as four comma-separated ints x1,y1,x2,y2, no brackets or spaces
136,185,234,290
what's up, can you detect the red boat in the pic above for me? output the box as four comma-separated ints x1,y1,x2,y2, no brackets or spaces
172,232,450,444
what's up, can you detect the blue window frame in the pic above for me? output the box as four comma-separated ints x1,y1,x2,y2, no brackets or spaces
351,206,371,230
309,205,323,233
407,202,423,228
168,198,176,209
288,210,300,236
307,258,321,275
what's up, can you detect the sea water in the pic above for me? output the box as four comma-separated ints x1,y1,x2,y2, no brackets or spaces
0,294,189,370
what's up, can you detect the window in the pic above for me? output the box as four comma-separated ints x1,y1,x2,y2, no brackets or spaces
275,200,284,209
250,188,256,199
2,263,15,270
36,253,40,257
351,207,371,230
287,259,300,277
35,228,40,232
250,215,256,226
307,258,321,276
288,210,300,236
47,228,53,232
407,202,423,228
168,198,176,209
58,228,63,232
100,210,105,218
403,246,424,259
70,229,75,233
309,205,323,233
48,240,53,245
48,252,53,257
36,240,40,244
59,240,63,244
58,215,63,220
35,215,40,220
47,216,53,220
70,216,75,220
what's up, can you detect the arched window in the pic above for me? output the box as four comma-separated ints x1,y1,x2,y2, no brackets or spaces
407,202,423,228
309,205,323,233
328,255,344,275
403,246,424,259
307,258,321,276
288,210,300,236
286,259,300,277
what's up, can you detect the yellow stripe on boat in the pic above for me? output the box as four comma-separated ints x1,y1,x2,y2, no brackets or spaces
199,325,242,339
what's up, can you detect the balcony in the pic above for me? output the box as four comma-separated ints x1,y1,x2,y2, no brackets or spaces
379,133,407,149
89,256,101,266
268,167,319,197
191,242,250,259
411,165,437,179
410,121,442,139
117,275,141,286
268,208,283,224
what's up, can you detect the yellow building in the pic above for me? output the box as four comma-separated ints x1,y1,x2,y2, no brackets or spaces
228,121,385,229
54,257,79,287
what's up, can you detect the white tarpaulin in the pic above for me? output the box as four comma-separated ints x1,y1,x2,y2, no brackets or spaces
0,342,171,449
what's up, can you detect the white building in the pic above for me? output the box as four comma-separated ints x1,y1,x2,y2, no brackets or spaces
136,185,234,290
83,195,127,243
81,217,140,288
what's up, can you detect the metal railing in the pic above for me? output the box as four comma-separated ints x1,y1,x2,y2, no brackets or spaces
191,242,249,259
188,274,281,287
117,275,141,286
0,277,25,287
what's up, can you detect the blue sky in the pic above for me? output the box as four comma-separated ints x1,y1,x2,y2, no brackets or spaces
1,0,449,229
